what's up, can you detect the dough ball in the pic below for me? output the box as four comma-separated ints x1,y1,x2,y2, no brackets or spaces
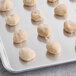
13,30,27,44
19,48,36,62
23,0,36,6
48,0,58,3
64,20,76,34
31,9,44,22
6,14,19,26
54,4,68,16
37,24,51,38
0,0,13,12
46,41,61,55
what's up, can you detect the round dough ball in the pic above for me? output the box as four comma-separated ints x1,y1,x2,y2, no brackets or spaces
37,24,51,38
23,0,36,6
0,0,13,12
13,30,27,44
6,14,19,26
31,9,44,22
48,0,58,3
46,41,61,55
19,48,36,62
64,20,76,34
54,4,68,16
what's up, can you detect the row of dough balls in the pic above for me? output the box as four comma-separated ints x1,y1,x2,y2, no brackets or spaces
23,0,59,6
0,0,68,17
19,41,61,62
31,3,68,22
5,4,68,27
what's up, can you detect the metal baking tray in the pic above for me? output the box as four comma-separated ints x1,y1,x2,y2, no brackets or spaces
0,0,76,73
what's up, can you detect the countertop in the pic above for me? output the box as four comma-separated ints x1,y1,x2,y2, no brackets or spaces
0,59,76,76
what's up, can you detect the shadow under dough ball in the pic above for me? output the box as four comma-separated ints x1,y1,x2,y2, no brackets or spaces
13,30,27,44
23,0,36,6
6,14,19,26
46,41,61,55
64,20,76,34
0,0,13,12
54,4,68,17
48,0,58,3
19,48,36,62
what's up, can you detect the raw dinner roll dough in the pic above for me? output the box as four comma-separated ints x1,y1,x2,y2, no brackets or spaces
6,14,19,26
13,30,27,44
46,41,61,55
64,20,76,34
48,0,58,3
37,24,51,38
23,0,36,6
54,4,68,16
0,0,13,12
19,48,36,61
31,9,44,22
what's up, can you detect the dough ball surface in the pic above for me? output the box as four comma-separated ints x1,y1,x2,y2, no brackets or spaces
13,30,27,44
19,48,36,62
48,0,58,3
54,4,68,16
46,41,61,55
23,0,36,6
31,9,44,22
37,24,51,38
0,0,13,12
64,20,76,34
6,14,19,26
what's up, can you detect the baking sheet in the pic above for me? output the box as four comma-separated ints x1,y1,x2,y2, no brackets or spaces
0,0,76,73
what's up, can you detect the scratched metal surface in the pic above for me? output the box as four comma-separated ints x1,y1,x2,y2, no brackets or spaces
0,0,76,73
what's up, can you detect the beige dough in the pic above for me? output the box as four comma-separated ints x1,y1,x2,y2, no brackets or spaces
19,48,36,62
48,0,58,3
37,24,51,38
31,9,44,22
6,14,19,26
46,41,61,55
64,20,76,34
54,4,68,16
23,0,36,6
13,30,27,44
0,0,13,12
